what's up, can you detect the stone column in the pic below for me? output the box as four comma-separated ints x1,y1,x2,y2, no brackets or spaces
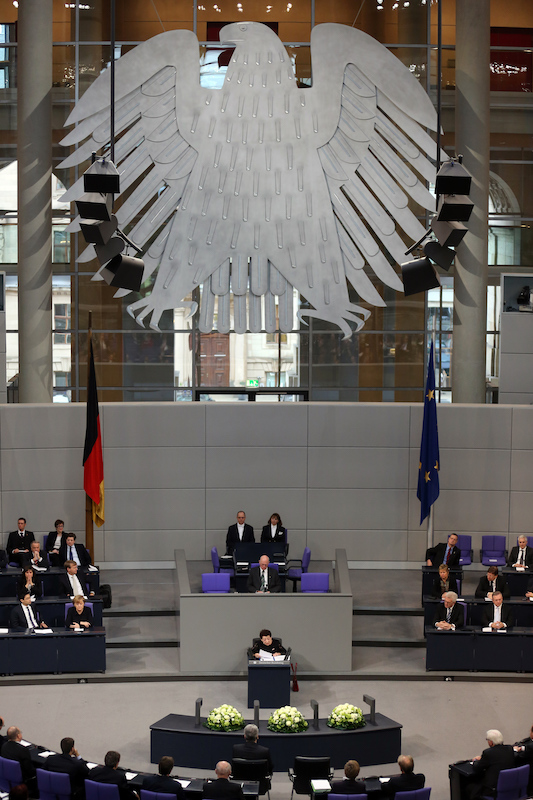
17,0,53,403
452,0,490,403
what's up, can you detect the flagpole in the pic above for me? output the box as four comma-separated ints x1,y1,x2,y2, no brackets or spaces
426,330,436,553
85,311,94,561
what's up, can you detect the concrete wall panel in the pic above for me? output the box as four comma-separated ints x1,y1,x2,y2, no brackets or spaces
206,447,307,488
308,447,408,489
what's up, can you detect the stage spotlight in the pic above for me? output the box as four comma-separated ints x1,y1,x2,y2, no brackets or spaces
436,193,474,222
95,236,125,267
75,192,113,222
100,254,144,292
83,158,120,194
80,214,118,246
431,218,467,248
435,159,472,196
401,257,441,297
423,240,455,271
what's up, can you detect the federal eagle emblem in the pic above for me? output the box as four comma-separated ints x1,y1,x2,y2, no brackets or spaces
59,22,438,337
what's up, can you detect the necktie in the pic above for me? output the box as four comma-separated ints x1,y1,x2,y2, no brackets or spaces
446,547,451,565
446,608,451,623
520,550,524,565
70,546,74,560
261,570,266,591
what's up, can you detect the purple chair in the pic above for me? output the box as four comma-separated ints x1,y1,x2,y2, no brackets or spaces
480,536,507,566
37,768,72,800
329,795,364,800
457,534,472,566
481,765,529,800
142,792,184,800
286,547,311,593
0,757,23,789
85,780,121,800
301,572,329,593
202,572,230,593
395,790,431,800
211,546,235,576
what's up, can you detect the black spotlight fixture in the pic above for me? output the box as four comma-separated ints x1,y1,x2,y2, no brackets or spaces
401,255,441,297
76,154,144,292
436,155,473,222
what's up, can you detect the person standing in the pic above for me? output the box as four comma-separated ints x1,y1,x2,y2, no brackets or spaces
226,512,255,555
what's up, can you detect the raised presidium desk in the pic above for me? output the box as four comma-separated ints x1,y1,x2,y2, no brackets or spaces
247,659,290,708
150,713,402,771
0,628,106,674
425,627,533,672
232,543,289,593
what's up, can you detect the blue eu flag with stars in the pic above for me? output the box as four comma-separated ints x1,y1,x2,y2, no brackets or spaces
417,341,440,525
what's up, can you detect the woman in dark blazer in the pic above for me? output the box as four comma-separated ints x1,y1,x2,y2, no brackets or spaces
260,513,286,544
16,566,42,599
65,595,93,629
45,519,67,566
430,564,458,599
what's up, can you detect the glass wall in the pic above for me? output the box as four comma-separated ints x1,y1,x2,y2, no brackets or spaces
0,0,531,402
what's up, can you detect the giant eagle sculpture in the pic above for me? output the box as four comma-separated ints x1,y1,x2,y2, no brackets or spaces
59,22,439,337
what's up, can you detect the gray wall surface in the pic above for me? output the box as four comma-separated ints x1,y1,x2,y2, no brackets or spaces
0,402,531,564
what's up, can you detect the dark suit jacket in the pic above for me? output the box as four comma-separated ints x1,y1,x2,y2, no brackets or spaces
381,772,425,797
433,602,464,628
260,525,286,544
430,574,459,599
427,542,461,568
46,531,67,553
66,605,94,628
88,765,136,800
475,576,510,599
45,752,89,794
142,774,185,798
247,566,281,593
250,639,286,658
0,550,7,569
59,541,92,567
25,550,50,570
481,603,514,628
59,571,89,598
507,546,533,568
6,530,35,559
232,741,273,774
10,603,42,630
226,524,255,554
472,744,515,792
15,573,43,599
330,778,366,794
202,778,245,800
1,739,35,780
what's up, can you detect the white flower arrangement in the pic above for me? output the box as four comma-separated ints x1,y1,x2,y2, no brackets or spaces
267,705,308,733
204,704,245,731
327,703,365,730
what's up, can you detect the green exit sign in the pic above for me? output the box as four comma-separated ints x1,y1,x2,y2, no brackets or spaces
247,378,260,387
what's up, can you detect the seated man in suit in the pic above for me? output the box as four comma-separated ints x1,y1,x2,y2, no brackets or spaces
88,751,138,800
331,760,366,795
508,536,533,569
381,755,425,797
251,629,286,660
59,534,93,569
6,518,35,567
475,567,510,600
426,533,461,568
247,555,281,594
26,540,50,571
232,724,273,774
45,737,89,800
59,561,94,599
481,591,514,630
1,727,36,787
203,761,244,800
433,591,464,630
514,726,533,796
9,592,48,630
142,756,185,799
226,511,255,555
468,730,515,799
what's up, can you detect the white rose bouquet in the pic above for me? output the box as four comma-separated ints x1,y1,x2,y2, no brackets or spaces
204,704,245,731
327,703,365,730
267,705,308,733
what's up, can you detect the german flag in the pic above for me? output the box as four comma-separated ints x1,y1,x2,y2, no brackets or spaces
83,335,104,526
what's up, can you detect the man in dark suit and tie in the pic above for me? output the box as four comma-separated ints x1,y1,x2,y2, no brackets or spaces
26,540,50,571
59,561,95,599
142,756,185,798
331,761,366,794
226,511,255,555
468,730,515,798
481,592,514,629
59,534,93,568
247,555,281,593
45,737,89,799
433,591,464,630
381,755,425,797
88,751,137,800
9,592,48,630
232,724,273,774
426,533,461,568
6,518,35,567
514,726,533,796
1,727,36,786
203,762,245,800
475,567,510,600
508,536,533,569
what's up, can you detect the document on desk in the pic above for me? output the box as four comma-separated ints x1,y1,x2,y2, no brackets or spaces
34,628,53,634
125,772,137,781
311,780,331,792
259,650,285,661
379,778,391,783
20,740,32,747
39,751,56,758
87,763,98,769
176,780,191,788
0,628,8,634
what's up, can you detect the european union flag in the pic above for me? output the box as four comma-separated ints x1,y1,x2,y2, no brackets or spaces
417,341,440,525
